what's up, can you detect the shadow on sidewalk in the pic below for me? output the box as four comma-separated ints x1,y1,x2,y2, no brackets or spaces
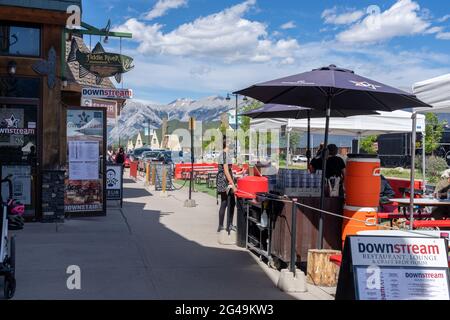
120,179,295,300
11,177,297,300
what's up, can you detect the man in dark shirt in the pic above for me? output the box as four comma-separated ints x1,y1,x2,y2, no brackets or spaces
310,144,346,179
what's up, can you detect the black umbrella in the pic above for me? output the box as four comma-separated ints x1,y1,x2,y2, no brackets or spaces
240,103,379,119
241,103,379,166
235,65,432,249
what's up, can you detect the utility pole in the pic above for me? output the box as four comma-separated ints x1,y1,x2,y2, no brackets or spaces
235,94,238,162
184,117,196,207
147,121,151,146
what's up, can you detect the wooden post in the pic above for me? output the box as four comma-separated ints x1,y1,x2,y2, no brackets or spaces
145,163,150,185
151,164,156,186
162,166,167,192
307,249,341,287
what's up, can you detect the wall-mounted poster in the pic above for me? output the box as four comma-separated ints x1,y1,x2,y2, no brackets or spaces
65,108,106,214
0,108,35,146
1,165,31,205
81,98,117,127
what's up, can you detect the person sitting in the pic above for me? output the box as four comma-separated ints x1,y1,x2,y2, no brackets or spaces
379,175,396,213
431,170,450,220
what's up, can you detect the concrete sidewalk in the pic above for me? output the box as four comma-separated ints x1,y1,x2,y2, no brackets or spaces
11,175,333,300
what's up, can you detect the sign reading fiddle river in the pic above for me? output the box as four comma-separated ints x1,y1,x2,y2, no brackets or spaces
67,39,134,85
65,108,106,215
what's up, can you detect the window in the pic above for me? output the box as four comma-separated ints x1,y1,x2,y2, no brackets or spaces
0,77,41,98
0,24,41,57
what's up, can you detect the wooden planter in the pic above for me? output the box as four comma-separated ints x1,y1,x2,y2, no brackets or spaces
307,249,341,287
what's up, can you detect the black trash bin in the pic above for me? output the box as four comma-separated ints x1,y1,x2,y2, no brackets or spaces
235,198,247,248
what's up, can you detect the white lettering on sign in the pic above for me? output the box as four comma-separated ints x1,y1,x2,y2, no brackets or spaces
366,265,381,290
66,265,81,290
66,5,81,30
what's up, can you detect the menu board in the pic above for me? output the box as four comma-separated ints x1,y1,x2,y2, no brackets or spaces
346,236,450,301
356,267,449,300
68,141,99,181
65,109,105,214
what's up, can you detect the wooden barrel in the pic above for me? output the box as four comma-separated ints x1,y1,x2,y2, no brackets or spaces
344,154,381,207
342,205,378,244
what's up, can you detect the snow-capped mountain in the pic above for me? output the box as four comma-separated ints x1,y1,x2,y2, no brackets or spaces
109,95,250,142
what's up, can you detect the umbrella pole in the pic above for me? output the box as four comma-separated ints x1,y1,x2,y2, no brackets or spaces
357,133,361,153
307,111,311,169
410,113,417,230
318,99,331,249
422,132,426,193
286,128,290,169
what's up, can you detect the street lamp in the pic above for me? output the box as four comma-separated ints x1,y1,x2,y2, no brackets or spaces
226,93,248,161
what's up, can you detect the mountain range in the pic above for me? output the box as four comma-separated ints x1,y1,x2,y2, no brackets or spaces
108,95,357,148
109,95,250,142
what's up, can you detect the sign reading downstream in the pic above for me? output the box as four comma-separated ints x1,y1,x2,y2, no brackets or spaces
82,87,133,100
336,236,450,301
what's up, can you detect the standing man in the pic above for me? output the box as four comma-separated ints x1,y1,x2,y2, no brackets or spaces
115,147,125,166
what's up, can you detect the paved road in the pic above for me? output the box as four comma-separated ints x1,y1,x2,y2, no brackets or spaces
11,176,332,300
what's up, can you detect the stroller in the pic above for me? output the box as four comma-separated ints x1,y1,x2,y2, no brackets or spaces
0,174,24,299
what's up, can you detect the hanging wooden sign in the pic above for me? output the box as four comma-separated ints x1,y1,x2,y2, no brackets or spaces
67,39,134,85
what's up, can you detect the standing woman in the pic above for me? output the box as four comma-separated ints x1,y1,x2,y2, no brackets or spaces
216,138,236,233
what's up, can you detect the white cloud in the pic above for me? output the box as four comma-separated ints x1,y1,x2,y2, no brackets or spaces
117,0,299,63
425,26,444,34
119,39,450,101
280,21,296,29
145,0,188,20
113,0,450,102
438,14,450,23
321,7,364,25
336,0,432,43
437,32,450,40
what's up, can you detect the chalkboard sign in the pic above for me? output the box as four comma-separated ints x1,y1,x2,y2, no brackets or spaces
336,236,450,300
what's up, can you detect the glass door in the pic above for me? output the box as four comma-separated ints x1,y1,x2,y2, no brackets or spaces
0,100,39,218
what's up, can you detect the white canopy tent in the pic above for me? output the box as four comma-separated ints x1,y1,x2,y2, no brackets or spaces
251,110,425,137
404,74,450,227
413,73,450,113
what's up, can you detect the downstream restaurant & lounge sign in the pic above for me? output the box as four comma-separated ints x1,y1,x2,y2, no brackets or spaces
82,87,133,99
336,236,450,300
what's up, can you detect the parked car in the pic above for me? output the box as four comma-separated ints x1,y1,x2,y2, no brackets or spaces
142,151,163,162
130,147,152,161
292,155,308,163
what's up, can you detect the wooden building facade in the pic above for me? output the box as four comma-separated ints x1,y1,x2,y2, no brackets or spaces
0,0,81,220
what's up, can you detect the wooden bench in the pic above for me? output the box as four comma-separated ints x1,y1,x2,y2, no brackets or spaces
378,212,433,219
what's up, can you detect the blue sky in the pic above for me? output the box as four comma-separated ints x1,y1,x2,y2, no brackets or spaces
81,0,450,104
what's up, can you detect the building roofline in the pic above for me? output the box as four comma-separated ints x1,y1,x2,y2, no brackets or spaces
0,0,82,12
